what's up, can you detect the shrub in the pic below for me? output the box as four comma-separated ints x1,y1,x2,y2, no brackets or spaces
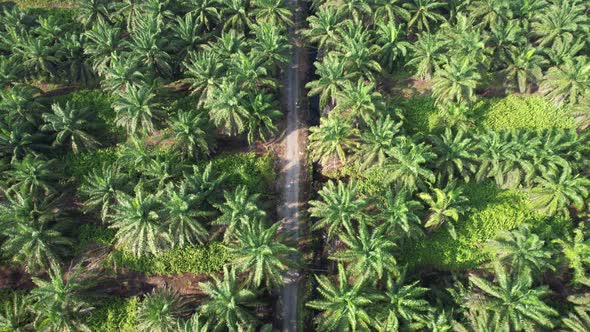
397,96,440,134
62,147,119,179
74,224,230,275
14,0,74,9
110,243,231,276
207,152,276,197
74,224,116,254
474,95,576,130
84,297,138,332
403,182,540,270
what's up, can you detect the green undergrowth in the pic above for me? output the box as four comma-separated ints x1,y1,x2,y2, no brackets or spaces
111,243,231,276
404,182,541,270
62,147,119,179
84,297,138,332
10,0,75,9
207,152,276,198
77,224,230,276
474,95,575,130
398,94,575,136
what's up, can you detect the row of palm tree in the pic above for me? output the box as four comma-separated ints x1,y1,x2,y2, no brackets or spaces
305,1,590,331
306,213,590,331
0,0,291,144
304,0,590,109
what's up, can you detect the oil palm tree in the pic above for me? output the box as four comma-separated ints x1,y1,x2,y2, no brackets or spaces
540,56,590,106
528,166,590,217
101,54,144,93
182,162,225,206
80,165,128,222
137,288,188,332
430,128,476,183
543,34,585,66
244,92,282,145
386,137,436,191
531,0,588,48
250,23,290,74
406,32,447,79
205,79,250,137
168,109,211,159
13,38,59,80
170,13,205,62
307,265,376,332
251,0,293,27
354,114,401,170
502,46,546,93
1,218,71,273
109,187,168,257
0,123,39,163
5,155,58,196
309,180,367,240
333,79,382,121
403,0,446,33
469,262,558,331
432,57,481,106
334,21,382,81
374,272,431,331
309,116,358,168
0,56,22,88
228,218,297,288
113,84,163,135
467,0,512,30
199,266,259,331
303,7,343,51
203,29,245,59
418,183,468,240
553,225,590,286
126,20,172,78
187,0,220,30
377,189,423,239
375,21,411,72
221,0,252,32
213,185,266,242
76,0,112,27
164,183,211,248
332,0,372,21
113,0,143,31
330,223,397,280
41,102,99,154
30,264,93,332
182,51,225,106
453,308,508,332
306,53,355,109
0,84,43,127
176,313,209,332
0,293,32,332
486,224,553,276
562,294,590,332
229,51,277,91
373,0,410,23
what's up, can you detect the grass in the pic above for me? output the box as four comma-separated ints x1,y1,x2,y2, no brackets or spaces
474,95,576,130
403,182,540,270
10,0,74,9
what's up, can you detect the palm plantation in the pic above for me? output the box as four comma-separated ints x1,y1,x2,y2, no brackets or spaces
1,0,590,331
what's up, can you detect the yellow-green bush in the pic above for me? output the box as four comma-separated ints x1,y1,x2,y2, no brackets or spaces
404,182,539,270
475,95,576,130
208,152,277,197
84,297,138,332
110,243,231,276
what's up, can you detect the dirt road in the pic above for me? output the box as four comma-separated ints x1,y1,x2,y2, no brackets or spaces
279,0,305,331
